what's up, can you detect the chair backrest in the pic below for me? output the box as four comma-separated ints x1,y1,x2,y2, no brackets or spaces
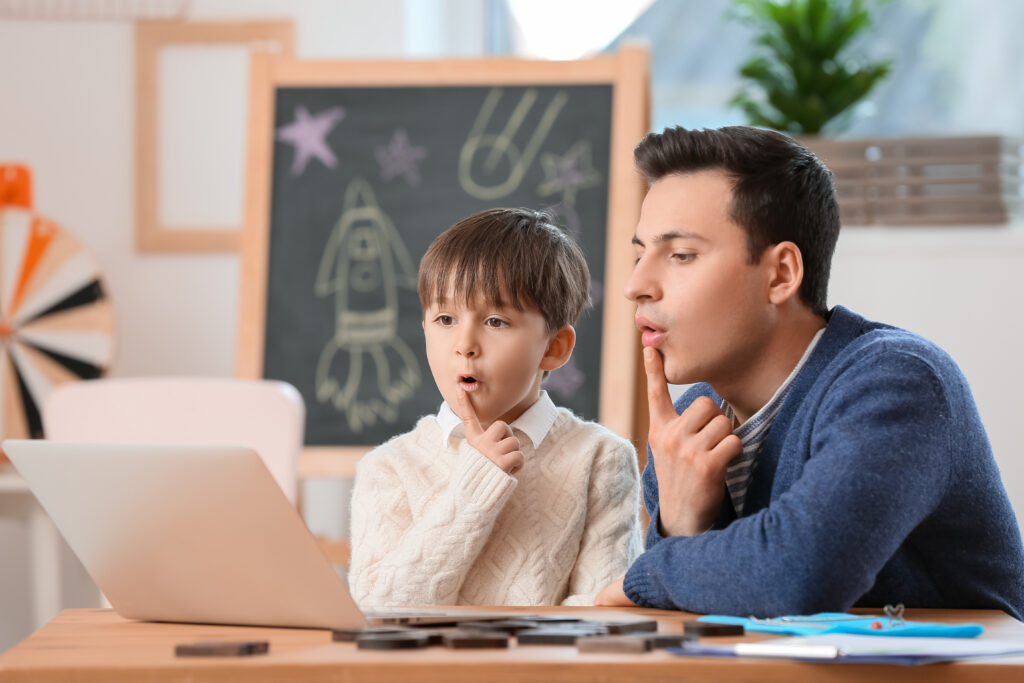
41,377,304,504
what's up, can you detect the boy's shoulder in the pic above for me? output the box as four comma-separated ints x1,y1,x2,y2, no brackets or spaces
548,406,635,454
358,414,444,472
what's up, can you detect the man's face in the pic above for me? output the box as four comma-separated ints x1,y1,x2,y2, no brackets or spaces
626,170,773,388
423,291,552,428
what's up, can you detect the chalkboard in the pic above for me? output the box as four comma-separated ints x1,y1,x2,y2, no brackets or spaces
238,50,649,477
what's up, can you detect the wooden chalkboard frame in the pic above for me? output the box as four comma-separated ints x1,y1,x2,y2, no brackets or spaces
237,48,650,479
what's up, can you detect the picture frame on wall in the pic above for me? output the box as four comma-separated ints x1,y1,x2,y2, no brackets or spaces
135,20,294,252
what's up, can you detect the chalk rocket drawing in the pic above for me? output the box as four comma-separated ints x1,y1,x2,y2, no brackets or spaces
458,88,568,200
314,178,421,433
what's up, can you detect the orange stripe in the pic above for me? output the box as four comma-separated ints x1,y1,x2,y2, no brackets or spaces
0,165,32,209
8,216,56,319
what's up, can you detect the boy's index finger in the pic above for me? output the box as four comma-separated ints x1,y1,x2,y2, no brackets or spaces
455,387,483,438
644,347,678,428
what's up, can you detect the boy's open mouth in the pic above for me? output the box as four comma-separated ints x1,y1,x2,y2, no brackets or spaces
458,375,479,391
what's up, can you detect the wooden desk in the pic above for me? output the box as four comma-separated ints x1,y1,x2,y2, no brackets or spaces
2,606,1023,682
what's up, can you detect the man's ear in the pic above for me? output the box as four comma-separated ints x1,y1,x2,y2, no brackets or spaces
540,325,576,372
765,241,804,305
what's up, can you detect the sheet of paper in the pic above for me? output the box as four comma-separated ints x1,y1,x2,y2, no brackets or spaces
735,633,1024,663
672,633,1024,665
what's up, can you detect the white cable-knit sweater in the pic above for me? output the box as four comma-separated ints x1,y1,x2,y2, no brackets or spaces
349,409,642,607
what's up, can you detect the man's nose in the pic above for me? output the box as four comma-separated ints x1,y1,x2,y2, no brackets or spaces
625,256,657,302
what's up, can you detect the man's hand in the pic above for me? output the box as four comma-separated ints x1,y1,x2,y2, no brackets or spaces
594,576,636,606
456,389,524,475
645,347,742,537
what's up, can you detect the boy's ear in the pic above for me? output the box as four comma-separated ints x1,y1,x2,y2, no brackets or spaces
765,241,804,305
540,325,576,372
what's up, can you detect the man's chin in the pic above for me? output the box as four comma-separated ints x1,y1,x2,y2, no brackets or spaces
661,360,697,387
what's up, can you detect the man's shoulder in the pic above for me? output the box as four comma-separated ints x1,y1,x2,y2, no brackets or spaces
826,307,961,381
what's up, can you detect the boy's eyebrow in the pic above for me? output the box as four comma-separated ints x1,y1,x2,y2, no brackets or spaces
631,230,708,247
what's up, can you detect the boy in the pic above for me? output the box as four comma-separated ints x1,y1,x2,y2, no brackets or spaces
597,125,1024,619
349,208,642,607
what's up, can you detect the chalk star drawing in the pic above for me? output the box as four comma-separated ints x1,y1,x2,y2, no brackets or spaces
276,105,346,177
537,141,601,207
314,177,421,433
543,202,581,240
543,355,585,400
375,129,428,186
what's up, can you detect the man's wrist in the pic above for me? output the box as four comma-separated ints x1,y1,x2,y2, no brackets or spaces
658,511,714,537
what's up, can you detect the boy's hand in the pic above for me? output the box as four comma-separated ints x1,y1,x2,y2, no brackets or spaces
456,389,524,475
594,576,636,606
645,347,742,537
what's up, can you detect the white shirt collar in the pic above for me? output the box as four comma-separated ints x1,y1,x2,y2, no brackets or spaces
437,390,559,449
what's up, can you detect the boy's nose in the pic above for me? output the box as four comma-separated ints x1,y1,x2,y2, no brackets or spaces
455,334,479,357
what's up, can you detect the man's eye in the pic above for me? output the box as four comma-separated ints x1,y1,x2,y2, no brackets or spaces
672,253,696,263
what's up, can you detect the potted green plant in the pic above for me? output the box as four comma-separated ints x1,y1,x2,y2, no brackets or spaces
729,0,892,135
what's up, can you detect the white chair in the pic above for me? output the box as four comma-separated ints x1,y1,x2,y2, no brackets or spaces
33,377,305,616
42,377,304,503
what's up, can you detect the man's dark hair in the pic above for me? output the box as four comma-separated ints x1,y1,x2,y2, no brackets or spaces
634,126,840,316
418,208,591,332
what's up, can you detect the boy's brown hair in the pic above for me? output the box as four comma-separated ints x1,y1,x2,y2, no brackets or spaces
418,208,591,333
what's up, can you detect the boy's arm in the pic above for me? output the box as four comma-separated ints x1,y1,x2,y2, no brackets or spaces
621,351,952,616
348,441,517,608
561,437,644,606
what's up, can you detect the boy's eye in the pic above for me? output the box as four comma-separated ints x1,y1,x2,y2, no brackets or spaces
484,317,508,328
435,314,455,326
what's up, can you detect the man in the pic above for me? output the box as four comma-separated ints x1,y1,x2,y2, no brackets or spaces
596,126,1024,619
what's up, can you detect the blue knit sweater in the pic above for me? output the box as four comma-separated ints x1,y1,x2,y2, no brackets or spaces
623,306,1024,620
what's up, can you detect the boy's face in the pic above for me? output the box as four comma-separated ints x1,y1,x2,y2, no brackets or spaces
626,170,774,388
423,291,556,428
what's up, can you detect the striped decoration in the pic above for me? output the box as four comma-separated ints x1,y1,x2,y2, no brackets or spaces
0,207,115,455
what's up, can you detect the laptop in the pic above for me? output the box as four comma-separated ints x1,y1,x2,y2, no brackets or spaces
3,439,510,630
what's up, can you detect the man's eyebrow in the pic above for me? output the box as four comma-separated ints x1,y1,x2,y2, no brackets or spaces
631,230,707,247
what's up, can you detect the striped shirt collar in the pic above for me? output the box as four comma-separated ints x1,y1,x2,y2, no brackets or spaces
437,390,558,449
722,326,826,514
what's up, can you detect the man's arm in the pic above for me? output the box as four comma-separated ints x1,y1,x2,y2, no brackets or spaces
623,350,952,616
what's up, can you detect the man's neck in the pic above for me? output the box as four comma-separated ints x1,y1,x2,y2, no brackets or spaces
714,307,826,426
